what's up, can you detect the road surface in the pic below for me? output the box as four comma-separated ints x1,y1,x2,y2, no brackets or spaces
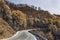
1,29,47,40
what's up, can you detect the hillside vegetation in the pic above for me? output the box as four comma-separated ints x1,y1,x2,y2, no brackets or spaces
0,0,60,40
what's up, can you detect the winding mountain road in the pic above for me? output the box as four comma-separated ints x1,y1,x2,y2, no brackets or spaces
1,29,48,40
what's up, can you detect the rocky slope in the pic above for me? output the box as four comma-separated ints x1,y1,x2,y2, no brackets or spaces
0,0,60,40
0,18,15,39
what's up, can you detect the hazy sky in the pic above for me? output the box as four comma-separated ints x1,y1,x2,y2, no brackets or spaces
7,0,60,15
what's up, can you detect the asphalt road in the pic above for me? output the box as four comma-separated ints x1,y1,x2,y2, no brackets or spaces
1,29,47,40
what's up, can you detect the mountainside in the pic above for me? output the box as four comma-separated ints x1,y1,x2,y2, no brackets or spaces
0,18,15,39
0,0,60,40
54,14,60,17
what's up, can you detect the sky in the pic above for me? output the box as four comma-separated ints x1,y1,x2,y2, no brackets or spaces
7,0,60,15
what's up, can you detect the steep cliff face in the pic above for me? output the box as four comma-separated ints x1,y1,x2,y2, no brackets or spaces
0,0,60,40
